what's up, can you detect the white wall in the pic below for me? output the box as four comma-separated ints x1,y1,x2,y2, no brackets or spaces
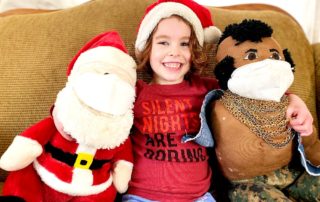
195,0,320,44
0,0,90,12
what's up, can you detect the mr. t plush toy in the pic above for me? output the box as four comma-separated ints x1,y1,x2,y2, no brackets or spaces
198,19,320,201
0,31,136,202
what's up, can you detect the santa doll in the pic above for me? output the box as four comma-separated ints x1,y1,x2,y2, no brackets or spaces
0,31,136,202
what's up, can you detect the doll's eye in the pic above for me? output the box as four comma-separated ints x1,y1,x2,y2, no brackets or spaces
270,52,282,60
104,72,109,75
244,51,258,60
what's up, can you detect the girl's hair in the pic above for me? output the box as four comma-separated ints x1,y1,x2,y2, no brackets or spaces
135,15,209,80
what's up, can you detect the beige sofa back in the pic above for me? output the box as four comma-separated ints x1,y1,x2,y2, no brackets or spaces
0,0,319,184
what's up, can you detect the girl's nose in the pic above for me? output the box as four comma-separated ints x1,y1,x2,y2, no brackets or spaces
168,44,180,56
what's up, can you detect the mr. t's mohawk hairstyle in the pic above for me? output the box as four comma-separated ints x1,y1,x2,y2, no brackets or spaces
218,19,273,45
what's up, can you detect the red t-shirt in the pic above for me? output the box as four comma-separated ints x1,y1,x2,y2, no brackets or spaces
128,75,218,201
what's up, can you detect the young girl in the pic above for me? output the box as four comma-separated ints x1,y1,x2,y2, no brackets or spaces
123,0,313,201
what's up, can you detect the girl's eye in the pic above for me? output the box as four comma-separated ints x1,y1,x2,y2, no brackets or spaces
181,42,189,46
104,72,109,75
244,51,258,60
270,52,282,60
158,41,169,45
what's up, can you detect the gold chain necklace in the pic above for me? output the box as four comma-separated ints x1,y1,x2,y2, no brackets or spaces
220,91,293,148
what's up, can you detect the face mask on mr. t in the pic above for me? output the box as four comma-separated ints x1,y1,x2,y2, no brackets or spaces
227,59,294,102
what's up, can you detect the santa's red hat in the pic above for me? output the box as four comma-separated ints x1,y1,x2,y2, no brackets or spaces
67,31,136,86
135,0,221,52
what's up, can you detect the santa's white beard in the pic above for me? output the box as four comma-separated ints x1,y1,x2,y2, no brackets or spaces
54,83,133,149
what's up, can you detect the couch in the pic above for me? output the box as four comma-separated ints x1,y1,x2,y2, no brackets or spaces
0,0,319,196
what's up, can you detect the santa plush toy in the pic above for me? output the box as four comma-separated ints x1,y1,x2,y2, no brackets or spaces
0,31,136,202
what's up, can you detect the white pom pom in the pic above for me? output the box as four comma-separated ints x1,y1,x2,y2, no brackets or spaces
204,26,222,44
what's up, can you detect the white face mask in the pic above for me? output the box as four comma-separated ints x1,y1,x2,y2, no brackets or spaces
70,73,135,115
227,59,294,102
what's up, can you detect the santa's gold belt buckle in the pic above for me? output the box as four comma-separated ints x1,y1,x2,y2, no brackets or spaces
74,153,94,169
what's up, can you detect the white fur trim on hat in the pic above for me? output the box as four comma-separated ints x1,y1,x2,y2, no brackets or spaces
135,2,204,52
204,26,222,44
71,46,137,87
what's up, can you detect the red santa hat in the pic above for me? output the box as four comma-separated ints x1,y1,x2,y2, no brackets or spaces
67,31,136,86
135,0,221,52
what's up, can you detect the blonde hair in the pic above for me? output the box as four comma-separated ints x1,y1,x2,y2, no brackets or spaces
135,15,209,80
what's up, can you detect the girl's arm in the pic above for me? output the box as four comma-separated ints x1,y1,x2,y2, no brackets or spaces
287,94,313,136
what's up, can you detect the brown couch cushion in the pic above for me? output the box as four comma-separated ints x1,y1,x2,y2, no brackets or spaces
0,0,318,185
313,43,320,127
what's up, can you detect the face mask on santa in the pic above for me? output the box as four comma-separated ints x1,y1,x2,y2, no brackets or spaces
227,59,294,102
70,72,135,115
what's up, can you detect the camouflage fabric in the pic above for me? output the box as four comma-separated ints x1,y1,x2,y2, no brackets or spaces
228,164,320,202
287,172,320,201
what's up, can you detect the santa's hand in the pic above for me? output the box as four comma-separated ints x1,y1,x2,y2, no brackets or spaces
0,136,42,171
287,94,313,136
112,160,133,193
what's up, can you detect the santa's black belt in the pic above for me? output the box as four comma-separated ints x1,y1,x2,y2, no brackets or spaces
44,143,111,170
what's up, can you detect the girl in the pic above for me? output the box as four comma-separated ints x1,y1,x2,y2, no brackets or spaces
123,0,313,201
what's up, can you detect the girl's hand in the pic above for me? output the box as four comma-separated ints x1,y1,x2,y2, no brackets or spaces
286,94,313,136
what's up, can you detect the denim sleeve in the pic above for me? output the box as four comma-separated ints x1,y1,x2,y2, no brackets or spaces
296,134,320,175
181,90,223,147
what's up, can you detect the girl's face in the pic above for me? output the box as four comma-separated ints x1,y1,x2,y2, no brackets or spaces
150,16,191,85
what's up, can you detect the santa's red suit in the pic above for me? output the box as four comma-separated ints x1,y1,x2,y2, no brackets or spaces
2,116,133,202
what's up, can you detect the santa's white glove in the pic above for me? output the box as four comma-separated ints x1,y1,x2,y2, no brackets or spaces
112,160,133,193
0,136,42,171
